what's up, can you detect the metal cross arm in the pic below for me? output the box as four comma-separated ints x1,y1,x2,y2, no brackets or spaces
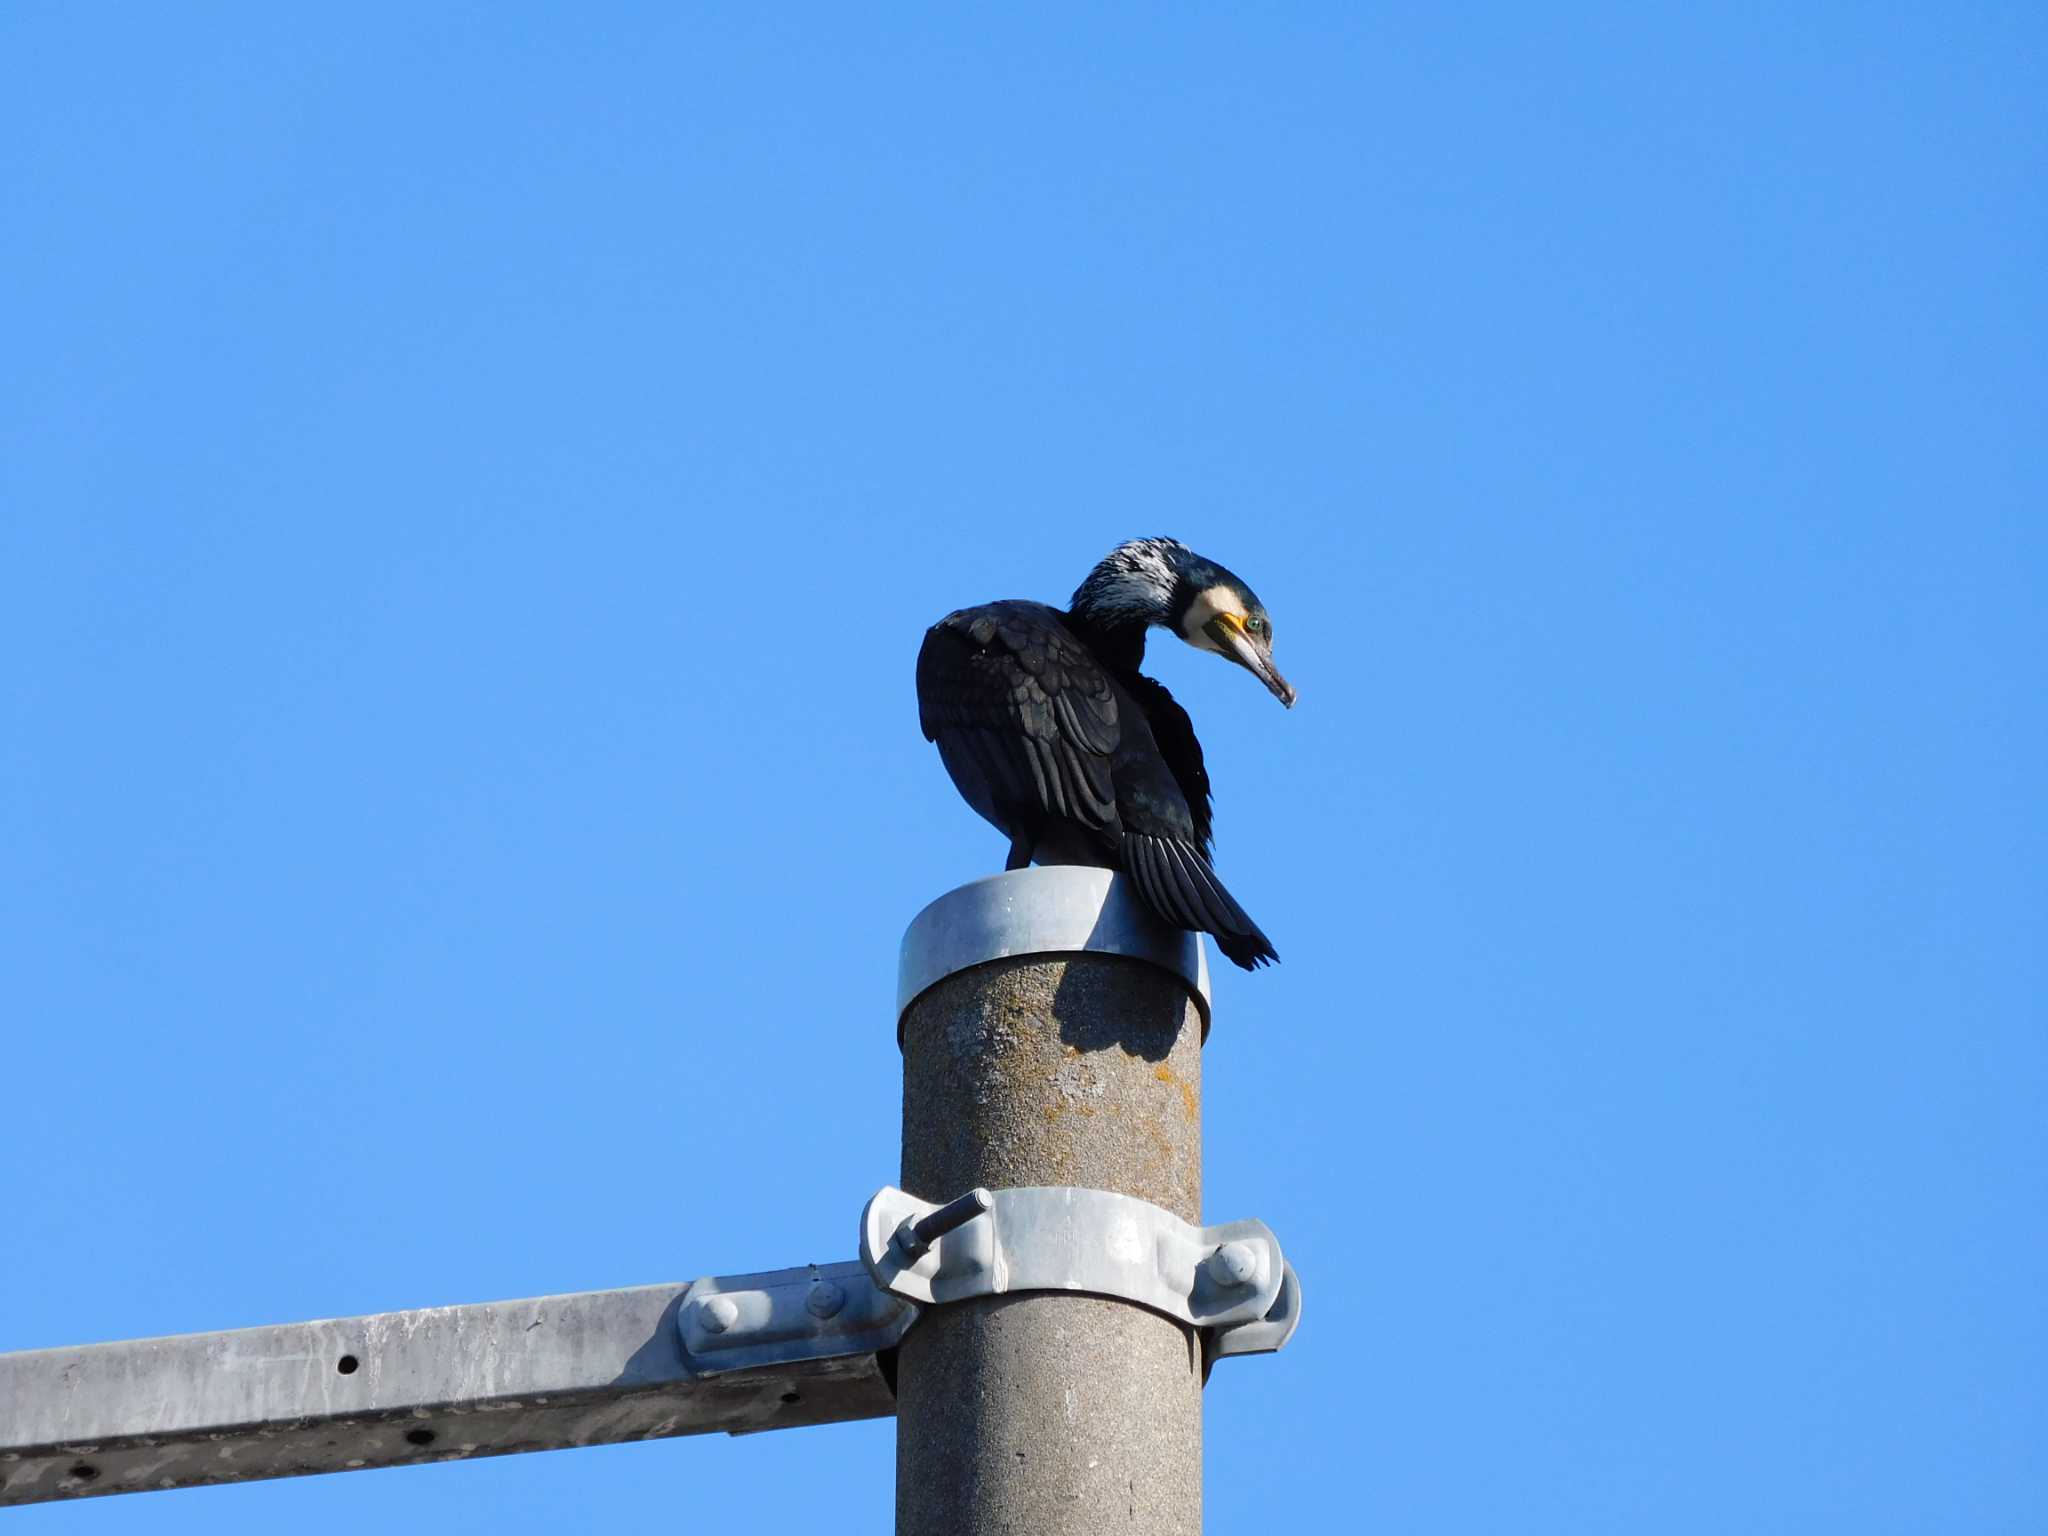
0,1262,905,1508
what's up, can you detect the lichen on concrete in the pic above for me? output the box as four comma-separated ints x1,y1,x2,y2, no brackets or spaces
896,951,1205,1535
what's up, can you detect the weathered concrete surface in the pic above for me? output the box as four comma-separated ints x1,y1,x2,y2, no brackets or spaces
900,954,1203,1223
896,951,1204,1536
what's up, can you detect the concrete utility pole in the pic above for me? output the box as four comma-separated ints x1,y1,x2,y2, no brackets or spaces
2,866,1294,1523
893,867,1208,1536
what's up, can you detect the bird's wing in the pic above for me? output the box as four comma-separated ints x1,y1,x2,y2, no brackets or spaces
917,601,1123,847
1117,830,1276,968
1108,675,1275,966
1117,672,1214,853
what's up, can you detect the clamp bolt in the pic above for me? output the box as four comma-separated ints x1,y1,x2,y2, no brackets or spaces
894,1187,994,1262
805,1279,846,1319
1206,1242,1259,1289
696,1295,740,1334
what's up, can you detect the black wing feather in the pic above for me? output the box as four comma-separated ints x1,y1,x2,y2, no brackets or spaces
1120,833,1277,969
1118,673,1214,852
917,602,1122,853
1129,835,1198,930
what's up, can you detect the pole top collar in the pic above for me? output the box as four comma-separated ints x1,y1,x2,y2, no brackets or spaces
897,866,1213,1038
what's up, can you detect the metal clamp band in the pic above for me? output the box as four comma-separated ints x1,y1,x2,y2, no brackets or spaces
897,867,1213,1038
859,1185,1300,1360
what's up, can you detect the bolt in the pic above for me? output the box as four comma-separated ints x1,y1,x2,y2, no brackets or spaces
697,1295,739,1334
805,1279,847,1319
896,1187,994,1261
1206,1242,1259,1289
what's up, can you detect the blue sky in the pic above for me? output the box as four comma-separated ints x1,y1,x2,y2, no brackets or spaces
3,4,2042,1531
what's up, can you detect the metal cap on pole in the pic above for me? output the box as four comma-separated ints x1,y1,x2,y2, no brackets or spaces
894,866,1210,1536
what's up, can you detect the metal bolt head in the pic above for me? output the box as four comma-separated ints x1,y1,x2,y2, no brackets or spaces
697,1295,740,1334
805,1279,847,1320
1206,1241,1259,1289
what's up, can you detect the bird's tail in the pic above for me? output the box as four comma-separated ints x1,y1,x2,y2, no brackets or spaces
1121,833,1279,971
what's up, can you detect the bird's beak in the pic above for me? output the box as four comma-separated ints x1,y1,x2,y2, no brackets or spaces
1205,616,1297,708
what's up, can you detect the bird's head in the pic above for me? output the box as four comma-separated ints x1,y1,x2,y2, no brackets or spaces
1071,538,1297,707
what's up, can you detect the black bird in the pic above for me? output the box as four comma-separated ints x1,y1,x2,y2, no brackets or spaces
916,538,1295,970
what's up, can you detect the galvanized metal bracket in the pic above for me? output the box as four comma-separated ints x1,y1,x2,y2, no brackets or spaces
1203,1254,1303,1365
676,1260,917,1378
858,1185,1301,1362
897,867,1213,1041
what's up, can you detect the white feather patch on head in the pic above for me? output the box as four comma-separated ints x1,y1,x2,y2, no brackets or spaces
1178,584,1250,652
1070,538,1187,625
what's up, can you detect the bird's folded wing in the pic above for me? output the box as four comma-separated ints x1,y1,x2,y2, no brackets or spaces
1115,672,1214,853
1121,832,1278,969
917,603,1122,838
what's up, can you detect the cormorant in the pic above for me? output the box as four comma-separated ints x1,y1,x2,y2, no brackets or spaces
916,538,1295,970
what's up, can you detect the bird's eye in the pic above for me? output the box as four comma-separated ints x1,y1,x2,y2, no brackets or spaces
1246,616,1268,638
